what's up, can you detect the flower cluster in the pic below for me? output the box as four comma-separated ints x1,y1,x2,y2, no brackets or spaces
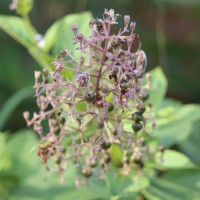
24,9,158,181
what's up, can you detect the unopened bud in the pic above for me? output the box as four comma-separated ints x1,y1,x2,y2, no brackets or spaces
127,36,133,49
34,71,41,79
82,166,93,178
72,24,78,35
130,21,136,32
42,69,49,77
124,15,130,26
76,34,84,41
23,111,30,121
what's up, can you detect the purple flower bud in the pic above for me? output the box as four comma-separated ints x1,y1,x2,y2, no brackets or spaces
127,36,133,51
72,24,78,35
124,15,130,26
76,34,84,41
130,21,136,32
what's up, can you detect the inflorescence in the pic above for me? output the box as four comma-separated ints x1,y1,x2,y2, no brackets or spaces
24,9,158,182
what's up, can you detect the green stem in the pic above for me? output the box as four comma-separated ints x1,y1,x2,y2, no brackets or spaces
95,24,111,95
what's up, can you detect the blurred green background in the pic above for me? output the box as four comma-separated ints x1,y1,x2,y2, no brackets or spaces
0,0,200,132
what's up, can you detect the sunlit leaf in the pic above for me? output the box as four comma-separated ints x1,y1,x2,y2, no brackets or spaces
156,150,196,169
44,12,92,55
0,134,12,170
0,15,36,48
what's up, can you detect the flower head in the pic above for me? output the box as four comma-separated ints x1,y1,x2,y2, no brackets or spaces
24,9,156,182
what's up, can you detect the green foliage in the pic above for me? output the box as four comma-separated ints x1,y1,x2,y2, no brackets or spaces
155,103,200,147
156,150,196,169
0,16,36,48
179,121,200,165
0,15,53,70
143,169,200,200
0,2,200,199
44,12,92,55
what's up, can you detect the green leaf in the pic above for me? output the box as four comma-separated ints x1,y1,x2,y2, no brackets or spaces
155,123,191,147
108,144,123,167
158,98,182,110
43,12,92,79
105,171,137,199
147,67,167,108
10,178,109,200
0,15,53,70
0,172,19,200
0,134,12,170
156,150,195,169
0,16,53,70
155,104,200,147
7,130,40,179
44,12,92,55
179,121,200,165
124,176,150,193
0,15,36,48
1,130,111,200
105,169,150,199
143,169,200,200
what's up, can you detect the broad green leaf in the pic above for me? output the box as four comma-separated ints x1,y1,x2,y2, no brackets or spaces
173,104,200,125
125,176,150,193
0,15,36,48
0,16,53,70
147,67,167,108
106,171,137,199
0,172,19,200
8,160,109,200
156,150,195,169
2,130,111,200
108,144,123,167
158,98,182,111
179,121,200,165
44,12,92,55
7,130,40,179
155,104,200,147
0,134,12,170
143,169,200,200
44,12,92,79
106,92,114,103
105,169,150,199
155,123,191,147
